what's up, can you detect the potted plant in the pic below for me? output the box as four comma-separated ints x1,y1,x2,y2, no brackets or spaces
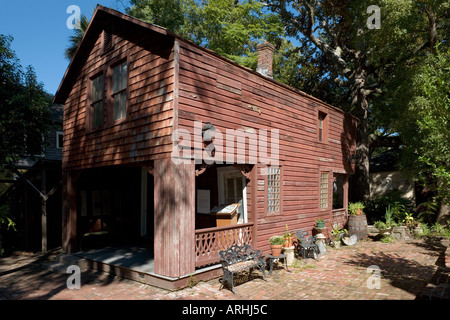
282,225,293,247
315,218,325,229
330,223,348,248
374,220,393,235
269,235,285,256
348,202,365,215
347,202,368,240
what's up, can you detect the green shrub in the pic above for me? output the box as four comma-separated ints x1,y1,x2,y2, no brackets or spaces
417,222,450,239
0,205,16,231
364,190,412,224
374,221,387,230
381,235,396,243
416,198,439,224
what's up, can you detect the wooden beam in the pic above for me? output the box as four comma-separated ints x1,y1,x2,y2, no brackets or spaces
62,169,81,253
140,167,148,237
41,168,47,252
153,158,195,278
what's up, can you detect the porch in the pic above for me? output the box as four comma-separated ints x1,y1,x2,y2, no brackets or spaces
64,221,255,290
62,159,256,287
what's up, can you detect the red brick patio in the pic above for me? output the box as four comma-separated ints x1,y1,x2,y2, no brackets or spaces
0,238,448,301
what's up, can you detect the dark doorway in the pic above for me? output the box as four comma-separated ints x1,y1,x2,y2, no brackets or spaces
77,166,154,250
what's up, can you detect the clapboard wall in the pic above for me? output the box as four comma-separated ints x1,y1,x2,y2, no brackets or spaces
61,16,175,170
176,39,357,253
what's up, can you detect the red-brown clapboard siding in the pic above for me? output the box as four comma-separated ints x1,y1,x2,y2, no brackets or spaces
63,29,176,170
179,60,320,130
176,39,355,254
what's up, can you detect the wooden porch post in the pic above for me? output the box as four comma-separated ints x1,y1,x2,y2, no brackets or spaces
62,168,79,253
344,175,349,218
251,164,258,250
41,167,47,252
153,158,195,278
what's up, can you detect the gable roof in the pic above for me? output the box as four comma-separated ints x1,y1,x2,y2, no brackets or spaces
53,5,352,118
53,5,171,104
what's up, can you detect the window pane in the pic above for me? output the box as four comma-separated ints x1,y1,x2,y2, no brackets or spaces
318,112,326,142
267,166,280,213
120,63,127,90
226,177,235,204
92,101,103,128
92,75,104,102
113,62,127,94
114,92,126,121
113,66,119,93
320,173,328,208
333,174,345,209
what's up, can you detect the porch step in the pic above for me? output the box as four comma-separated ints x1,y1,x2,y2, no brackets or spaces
42,261,73,274
43,254,90,272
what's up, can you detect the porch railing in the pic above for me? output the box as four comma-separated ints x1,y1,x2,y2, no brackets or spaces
194,222,254,268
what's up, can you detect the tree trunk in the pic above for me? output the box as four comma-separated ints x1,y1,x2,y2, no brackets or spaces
436,178,450,226
351,72,371,202
437,202,449,226
353,114,370,202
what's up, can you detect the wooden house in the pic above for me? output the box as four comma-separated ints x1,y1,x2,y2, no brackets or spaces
0,104,63,253
53,6,357,289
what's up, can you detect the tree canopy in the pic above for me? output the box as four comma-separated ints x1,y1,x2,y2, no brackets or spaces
0,34,51,170
267,0,449,202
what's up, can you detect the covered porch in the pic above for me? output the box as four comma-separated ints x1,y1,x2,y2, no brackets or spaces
62,158,257,287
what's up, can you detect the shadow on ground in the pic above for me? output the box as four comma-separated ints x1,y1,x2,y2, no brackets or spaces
343,239,446,298
0,249,117,300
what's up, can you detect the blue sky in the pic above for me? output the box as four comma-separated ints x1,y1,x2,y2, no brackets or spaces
0,0,127,96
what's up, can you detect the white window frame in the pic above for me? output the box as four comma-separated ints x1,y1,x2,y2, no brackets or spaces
56,131,64,150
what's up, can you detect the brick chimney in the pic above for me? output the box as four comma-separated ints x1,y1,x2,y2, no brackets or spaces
256,42,275,78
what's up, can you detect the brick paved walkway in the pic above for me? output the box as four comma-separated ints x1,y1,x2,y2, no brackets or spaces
0,238,448,301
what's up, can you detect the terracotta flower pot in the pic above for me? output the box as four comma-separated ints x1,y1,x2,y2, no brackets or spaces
271,245,283,257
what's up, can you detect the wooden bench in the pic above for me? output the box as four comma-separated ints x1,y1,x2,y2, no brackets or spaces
218,244,267,294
